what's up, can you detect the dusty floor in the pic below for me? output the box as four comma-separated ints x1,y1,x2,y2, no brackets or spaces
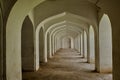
22,49,112,80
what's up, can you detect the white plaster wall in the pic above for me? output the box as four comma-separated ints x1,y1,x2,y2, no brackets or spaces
89,26,95,63
84,31,87,58
81,34,83,56
99,14,112,73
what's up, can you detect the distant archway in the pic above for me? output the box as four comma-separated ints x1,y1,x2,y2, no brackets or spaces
99,14,112,73
62,37,71,49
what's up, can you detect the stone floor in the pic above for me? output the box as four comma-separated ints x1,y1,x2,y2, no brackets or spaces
22,49,112,80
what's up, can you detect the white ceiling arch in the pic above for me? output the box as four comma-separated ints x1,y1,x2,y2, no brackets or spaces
36,12,89,34
47,22,83,37
33,0,98,27
53,28,80,39
49,25,82,38
46,20,87,35
43,12,90,31
49,25,82,40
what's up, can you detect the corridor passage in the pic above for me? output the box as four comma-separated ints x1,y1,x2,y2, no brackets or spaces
22,49,112,80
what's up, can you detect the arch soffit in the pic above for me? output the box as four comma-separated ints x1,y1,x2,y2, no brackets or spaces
36,12,89,33
46,20,86,35
51,26,81,38
54,28,80,39
49,24,83,37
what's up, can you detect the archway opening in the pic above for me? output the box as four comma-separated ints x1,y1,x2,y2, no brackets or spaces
21,16,35,71
99,14,112,73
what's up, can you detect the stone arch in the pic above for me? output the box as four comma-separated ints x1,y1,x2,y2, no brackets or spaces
88,25,95,63
21,16,35,71
6,1,45,80
99,14,112,73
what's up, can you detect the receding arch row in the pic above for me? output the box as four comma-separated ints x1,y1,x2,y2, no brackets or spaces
44,20,85,54
37,19,85,60
38,24,83,60
51,29,81,56
46,26,81,58
36,14,90,56
36,12,90,50
46,25,83,57
47,23,95,62
50,27,82,54
36,15,88,61
46,21,86,35
53,31,80,52
38,23,83,61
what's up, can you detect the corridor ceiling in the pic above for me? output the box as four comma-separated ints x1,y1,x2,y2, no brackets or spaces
30,0,98,29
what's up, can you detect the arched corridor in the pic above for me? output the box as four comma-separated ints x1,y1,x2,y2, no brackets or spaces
1,0,120,80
